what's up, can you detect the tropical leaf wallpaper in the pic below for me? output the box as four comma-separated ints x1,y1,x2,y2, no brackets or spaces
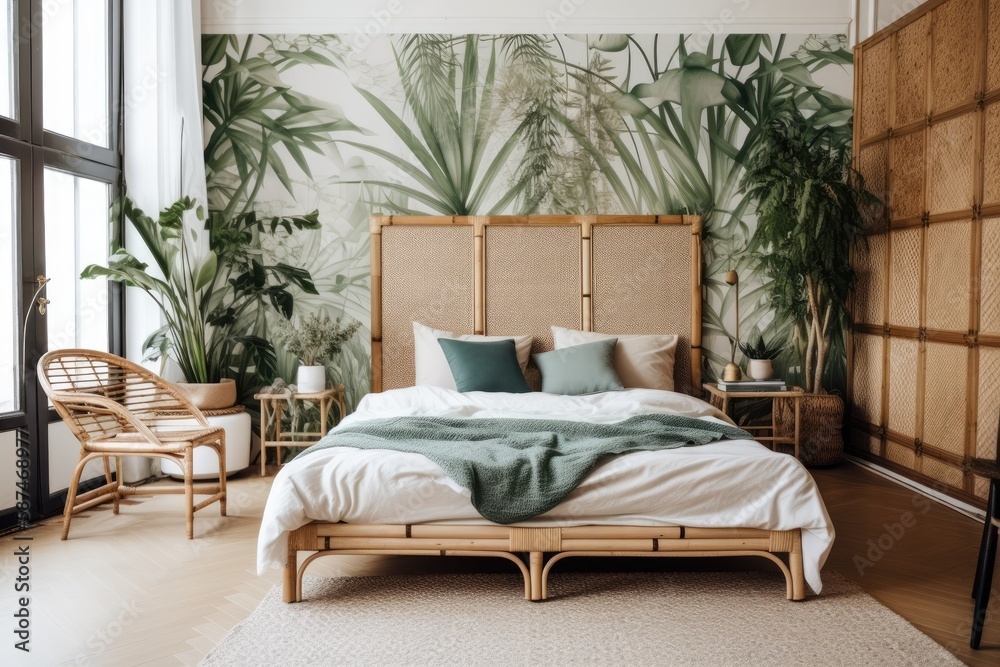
201,33,854,408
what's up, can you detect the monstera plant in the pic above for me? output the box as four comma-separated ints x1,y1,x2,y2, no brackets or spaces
82,196,321,403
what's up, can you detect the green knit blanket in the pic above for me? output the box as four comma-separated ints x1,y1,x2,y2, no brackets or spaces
296,415,751,524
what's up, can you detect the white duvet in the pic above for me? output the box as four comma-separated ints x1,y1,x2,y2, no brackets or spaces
257,387,835,594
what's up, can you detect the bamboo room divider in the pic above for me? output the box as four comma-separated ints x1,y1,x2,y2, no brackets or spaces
850,0,1000,506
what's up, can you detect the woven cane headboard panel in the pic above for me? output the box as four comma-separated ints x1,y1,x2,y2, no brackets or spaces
371,215,703,396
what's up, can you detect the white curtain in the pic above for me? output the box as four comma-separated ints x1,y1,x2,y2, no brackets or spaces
120,0,207,479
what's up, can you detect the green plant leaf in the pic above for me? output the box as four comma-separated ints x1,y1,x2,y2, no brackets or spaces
195,251,218,291
725,35,763,67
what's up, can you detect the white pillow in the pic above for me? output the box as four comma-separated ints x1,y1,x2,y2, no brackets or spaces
551,326,678,392
413,322,533,389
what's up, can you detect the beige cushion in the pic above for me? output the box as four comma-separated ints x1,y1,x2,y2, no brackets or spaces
413,322,533,390
551,326,678,392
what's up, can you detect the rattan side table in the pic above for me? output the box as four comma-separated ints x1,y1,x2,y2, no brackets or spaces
255,385,346,476
702,383,805,460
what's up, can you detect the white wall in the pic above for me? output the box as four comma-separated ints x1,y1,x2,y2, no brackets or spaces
201,0,933,45
203,0,857,37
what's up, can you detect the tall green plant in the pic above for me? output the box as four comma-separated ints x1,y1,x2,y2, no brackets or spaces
740,105,879,393
82,197,321,401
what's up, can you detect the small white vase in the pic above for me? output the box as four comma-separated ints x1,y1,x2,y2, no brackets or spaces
296,365,327,393
747,359,774,381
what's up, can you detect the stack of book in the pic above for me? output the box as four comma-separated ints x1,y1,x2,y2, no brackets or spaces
717,379,787,392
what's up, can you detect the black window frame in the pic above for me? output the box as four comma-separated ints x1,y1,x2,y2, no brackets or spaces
0,0,124,531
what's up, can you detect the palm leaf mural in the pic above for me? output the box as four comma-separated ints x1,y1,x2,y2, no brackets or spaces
202,34,372,405
201,32,855,403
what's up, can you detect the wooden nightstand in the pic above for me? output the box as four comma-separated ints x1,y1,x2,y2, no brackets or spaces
702,383,805,460
255,385,347,476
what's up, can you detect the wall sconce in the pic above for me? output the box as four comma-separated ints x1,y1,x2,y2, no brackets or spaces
723,270,741,382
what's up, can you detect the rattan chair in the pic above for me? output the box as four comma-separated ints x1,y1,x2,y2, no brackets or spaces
971,426,1000,649
38,349,227,540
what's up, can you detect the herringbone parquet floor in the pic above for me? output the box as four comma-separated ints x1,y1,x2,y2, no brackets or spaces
0,462,997,666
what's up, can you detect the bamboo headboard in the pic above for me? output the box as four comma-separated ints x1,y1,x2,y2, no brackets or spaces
370,215,703,396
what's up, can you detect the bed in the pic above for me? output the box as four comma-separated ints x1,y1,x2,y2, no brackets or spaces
258,214,834,603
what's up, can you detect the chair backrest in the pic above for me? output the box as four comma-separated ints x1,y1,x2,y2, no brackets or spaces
38,349,209,446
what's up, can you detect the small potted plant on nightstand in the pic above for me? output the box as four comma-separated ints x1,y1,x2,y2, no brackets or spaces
271,313,362,393
738,336,783,381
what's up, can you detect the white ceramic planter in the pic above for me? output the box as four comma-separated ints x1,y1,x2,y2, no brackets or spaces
161,411,252,480
747,359,774,381
296,365,327,393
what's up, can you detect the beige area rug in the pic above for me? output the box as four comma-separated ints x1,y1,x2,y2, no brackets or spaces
202,571,963,666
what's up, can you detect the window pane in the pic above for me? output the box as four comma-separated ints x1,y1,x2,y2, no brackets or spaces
44,168,110,354
43,0,109,146
0,1,15,119
0,155,18,413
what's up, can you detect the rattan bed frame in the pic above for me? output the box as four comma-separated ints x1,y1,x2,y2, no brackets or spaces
282,214,806,602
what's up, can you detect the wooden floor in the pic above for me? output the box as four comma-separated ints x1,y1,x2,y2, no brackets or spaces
0,462,997,666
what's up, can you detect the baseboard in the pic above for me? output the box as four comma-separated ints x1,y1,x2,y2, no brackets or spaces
845,454,986,523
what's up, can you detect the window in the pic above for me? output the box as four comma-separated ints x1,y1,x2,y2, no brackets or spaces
0,154,17,413
43,167,111,353
43,0,110,146
0,2,15,120
0,0,123,528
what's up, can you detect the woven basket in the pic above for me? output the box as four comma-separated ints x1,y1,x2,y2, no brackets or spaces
774,394,845,467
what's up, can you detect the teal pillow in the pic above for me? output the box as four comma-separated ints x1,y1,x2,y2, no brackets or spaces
437,338,532,393
533,339,623,395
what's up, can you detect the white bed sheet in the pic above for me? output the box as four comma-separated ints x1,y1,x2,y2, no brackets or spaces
257,387,835,594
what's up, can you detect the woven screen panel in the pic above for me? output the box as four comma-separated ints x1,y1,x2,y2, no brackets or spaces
977,346,1000,462
922,456,966,490
890,130,926,220
860,37,890,139
894,13,930,127
976,476,991,499
852,333,884,425
923,341,969,456
928,114,975,215
485,225,580,391
888,337,919,439
854,234,887,326
888,228,922,328
380,226,474,390
848,428,882,456
591,225,693,395
989,0,1000,92
931,0,981,113
925,219,971,331
859,142,890,231
886,441,917,469
984,104,1000,207
981,218,1000,334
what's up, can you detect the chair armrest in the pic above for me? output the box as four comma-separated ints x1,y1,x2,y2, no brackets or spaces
49,391,166,446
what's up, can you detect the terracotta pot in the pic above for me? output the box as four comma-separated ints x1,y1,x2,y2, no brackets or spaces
175,378,237,410
747,359,774,381
296,365,327,393
773,393,844,467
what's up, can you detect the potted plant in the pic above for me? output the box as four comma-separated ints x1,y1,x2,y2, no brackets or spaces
738,335,783,381
82,196,321,406
739,103,881,465
270,313,362,393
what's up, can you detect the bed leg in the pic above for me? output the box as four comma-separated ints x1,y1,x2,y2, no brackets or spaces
283,544,298,603
789,532,805,601
530,552,544,601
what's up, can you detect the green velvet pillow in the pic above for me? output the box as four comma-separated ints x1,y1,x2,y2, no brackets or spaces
437,338,532,393
533,338,623,395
